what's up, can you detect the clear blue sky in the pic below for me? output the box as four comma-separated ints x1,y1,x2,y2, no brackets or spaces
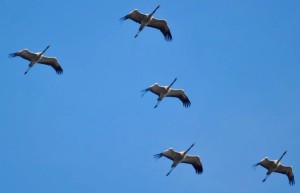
1,0,299,192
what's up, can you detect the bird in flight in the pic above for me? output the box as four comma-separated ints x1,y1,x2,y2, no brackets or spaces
9,45,63,75
141,78,191,108
154,143,203,176
253,151,295,186
120,5,172,41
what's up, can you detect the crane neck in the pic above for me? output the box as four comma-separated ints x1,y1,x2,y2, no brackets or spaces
183,143,195,156
41,45,50,55
150,5,160,16
276,151,287,164
167,78,177,90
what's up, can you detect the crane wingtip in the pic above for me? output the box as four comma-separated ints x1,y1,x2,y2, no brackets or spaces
140,88,148,97
164,32,172,42
252,163,260,170
119,16,127,22
8,53,17,58
183,101,191,108
153,153,163,159
56,69,63,75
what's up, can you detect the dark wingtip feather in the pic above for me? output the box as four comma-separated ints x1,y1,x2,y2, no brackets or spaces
8,53,17,58
119,15,128,22
194,164,203,175
289,176,295,186
164,31,172,41
55,67,63,75
183,99,191,108
140,88,149,97
252,163,260,170
153,153,163,159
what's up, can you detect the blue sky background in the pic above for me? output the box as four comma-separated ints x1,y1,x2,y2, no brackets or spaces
1,0,299,192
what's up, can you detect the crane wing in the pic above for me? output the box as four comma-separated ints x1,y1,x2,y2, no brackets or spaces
120,9,147,24
275,165,295,185
162,148,182,161
148,84,167,96
38,56,63,74
154,148,181,161
167,89,191,107
259,158,276,170
147,18,172,41
182,155,203,174
10,49,37,61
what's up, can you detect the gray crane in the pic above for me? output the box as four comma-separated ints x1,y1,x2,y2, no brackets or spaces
120,5,172,41
154,143,203,176
253,151,295,185
141,78,191,108
9,45,63,75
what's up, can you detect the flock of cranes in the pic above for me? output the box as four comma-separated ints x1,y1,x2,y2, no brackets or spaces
8,4,295,187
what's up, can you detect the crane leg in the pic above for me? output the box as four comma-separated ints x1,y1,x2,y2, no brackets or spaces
166,167,175,176
135,30,142,38
262,174,270,182
154,100,162,108
24,66,32,75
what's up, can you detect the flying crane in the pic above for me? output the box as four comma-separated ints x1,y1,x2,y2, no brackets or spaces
154,143,203,176
9,45,63,75
120,5,172,41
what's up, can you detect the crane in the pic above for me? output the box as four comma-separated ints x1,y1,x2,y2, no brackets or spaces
253,151,295,185
154,143,203,176
141,78,191,108
120,5,172,41
9,45,63,75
